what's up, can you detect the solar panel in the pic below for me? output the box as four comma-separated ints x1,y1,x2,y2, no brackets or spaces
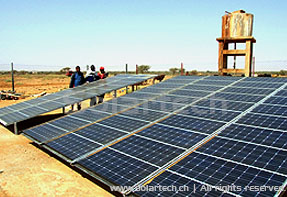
234,81,283,89
264,96,287,105
138,87,170,94
120,108,167,122
137,170,233,197
0,74,155,126
252,104,287,116
110,135,185,166
219,124,287,150
138,124,207,149
193,80,234,86
137,101,184,112
124,92,158,99
181,84,223,91
212,92,264,103
169,89,210,97
178,106,240,122
275,90,287,97
18,75,287,196
159,115,225,134
222,87,274,95
74,124,127,145
77,148,158,186
167,152,286,197
46,134,101,160
196,137,287,175
98,115,147,132
194,99,254,111
155,95,199,105
105,97,146,106
236,113,287,130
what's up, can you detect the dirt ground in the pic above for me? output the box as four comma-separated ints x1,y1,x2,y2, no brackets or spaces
0,73,171,197
0,124,113,197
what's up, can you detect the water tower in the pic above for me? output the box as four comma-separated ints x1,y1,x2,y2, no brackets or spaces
216,10,256,76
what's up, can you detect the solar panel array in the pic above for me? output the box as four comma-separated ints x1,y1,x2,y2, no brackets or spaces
0,74,155,126
22,75,287,196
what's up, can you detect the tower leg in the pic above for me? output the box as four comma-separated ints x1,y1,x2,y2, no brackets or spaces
245,40,253,77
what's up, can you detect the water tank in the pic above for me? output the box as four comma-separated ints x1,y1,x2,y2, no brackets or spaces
222,10,254,38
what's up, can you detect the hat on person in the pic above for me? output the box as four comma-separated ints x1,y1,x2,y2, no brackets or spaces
100,66,105,70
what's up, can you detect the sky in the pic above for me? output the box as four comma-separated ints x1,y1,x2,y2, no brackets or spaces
0,0,287,71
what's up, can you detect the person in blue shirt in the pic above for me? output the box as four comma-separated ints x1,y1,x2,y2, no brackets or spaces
69,66,85,110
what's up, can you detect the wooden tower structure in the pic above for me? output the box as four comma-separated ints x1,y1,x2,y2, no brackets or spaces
217,10,256,77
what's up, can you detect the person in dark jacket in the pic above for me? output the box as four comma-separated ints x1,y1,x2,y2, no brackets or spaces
97,67,108,104
69,66,85,110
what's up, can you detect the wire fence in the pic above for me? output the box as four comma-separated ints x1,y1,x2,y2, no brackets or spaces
0,60,286,72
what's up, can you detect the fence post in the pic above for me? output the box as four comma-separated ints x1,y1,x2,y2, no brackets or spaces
11,62,15,92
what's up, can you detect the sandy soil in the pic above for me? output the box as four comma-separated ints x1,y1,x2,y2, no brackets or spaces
0,125,113,197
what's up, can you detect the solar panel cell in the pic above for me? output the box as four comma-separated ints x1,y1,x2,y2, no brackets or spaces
179,106,240,122
137,101,184,112
46,134,101,160
169,152,286,196
237,113,287,130
234,82,282,89
24,123,65,142
120,108,167,122
49,116,89,131
138,124,207,149
252,104,287,117
212,92,264,103
222,87,274,95
111,136,184,166
219,124,287,149
169,89,210,97
194,99,253,111
160,115,225,134
77,148,158,186
106,97,145,106
99,115,147,132
275,90,287,97
182,85,222,92
74,124,126,144
155,95,198,105
72,109,112,123
196,137,287,175
264,96,287,105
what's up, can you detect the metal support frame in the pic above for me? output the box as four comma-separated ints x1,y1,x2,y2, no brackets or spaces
113,90,117,98
14,122,18,135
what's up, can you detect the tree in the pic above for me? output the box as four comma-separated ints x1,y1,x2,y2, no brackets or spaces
191,70,198,75
60,67,71,73
138,65,150,73
279,70,287,76
169,68,180,75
